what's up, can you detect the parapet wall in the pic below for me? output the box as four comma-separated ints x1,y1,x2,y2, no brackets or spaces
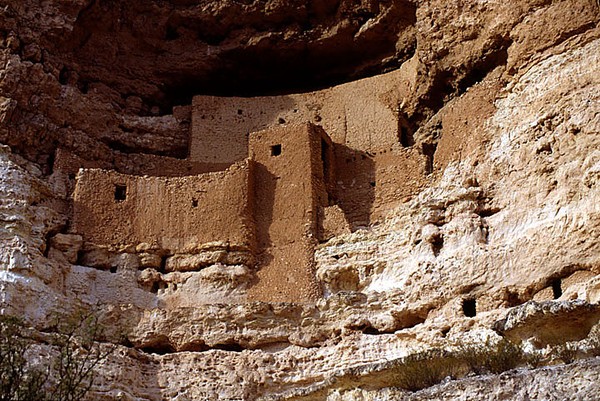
54,147,231,179
71,161,254,253
191,68,409,164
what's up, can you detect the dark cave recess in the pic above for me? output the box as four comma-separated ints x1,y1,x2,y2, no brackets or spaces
55,0,417,111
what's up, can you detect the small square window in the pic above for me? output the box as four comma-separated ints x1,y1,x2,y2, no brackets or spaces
271,144,282,156
114,184,127,202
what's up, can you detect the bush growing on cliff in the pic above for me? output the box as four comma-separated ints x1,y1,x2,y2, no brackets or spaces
0,316,47,401
390,349,462,391
0,312,112,401
458,337,525,375
392,338,533,392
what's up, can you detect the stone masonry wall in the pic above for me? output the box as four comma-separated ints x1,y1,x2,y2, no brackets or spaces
71,161,254,253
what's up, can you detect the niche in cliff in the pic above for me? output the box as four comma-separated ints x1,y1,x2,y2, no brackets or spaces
54,0,417,112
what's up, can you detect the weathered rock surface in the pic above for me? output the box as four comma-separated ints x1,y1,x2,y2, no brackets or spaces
1,0,600,400
292,357,600,401
494,301,600,346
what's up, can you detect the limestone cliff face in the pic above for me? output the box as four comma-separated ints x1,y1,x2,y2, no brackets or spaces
1,1,600,400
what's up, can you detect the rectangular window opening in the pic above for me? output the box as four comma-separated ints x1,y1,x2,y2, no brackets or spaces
271,144,282,156
552,278,562,299
114,184,127,202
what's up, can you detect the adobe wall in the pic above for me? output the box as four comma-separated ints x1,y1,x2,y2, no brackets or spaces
191,67,410,164
369,147,429,221
54,147,231,179
71,161,254,253
53,148,108,177
247,123,330,302
333,145,429,228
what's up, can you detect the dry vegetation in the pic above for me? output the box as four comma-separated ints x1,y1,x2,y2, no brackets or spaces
0,313,113,401
390,330,600,392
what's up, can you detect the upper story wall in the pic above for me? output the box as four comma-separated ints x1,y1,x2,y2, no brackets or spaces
54,148,231,179
333,145,429,228
191,67,412,164
248,123,330,302
71,161,254,252
249,123,333,244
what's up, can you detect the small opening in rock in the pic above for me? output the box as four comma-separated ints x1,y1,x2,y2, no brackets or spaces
399,124,414,147
504,290,523,307
141,342,175,355
213,343,244,352
59,67,69,85
110,266,117,273
477,207,501,218
159,256,168,273
431,234,444,257
118,123,134,134
359,325,383,335
271,144,282,156
278,117,286,124
237,109,243,115
45,150,56,176
369,181,376,187
463,298,476,317
78,80,89,94
114,184,127,202
552,279,562,299
150,281,167,294
76,250,86,266
192,198,198,208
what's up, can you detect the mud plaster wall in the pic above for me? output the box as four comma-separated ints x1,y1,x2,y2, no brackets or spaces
333,145,428,228
247,123,329,302
54,147,231,179
371,148,429,221
71,161,253,252
191,68,411,164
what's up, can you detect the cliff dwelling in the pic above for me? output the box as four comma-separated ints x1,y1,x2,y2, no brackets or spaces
64,68,428,303
3,1,600,398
